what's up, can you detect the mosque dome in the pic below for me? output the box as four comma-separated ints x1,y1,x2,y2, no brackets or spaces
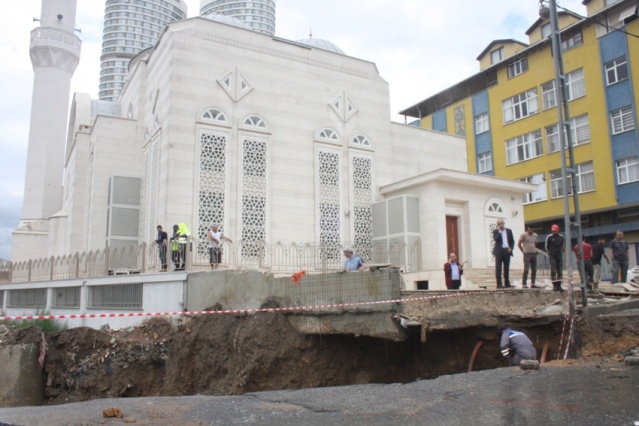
203,12,251,30
296,36,345,55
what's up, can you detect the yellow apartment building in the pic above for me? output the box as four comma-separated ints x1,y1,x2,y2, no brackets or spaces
401,0,639,265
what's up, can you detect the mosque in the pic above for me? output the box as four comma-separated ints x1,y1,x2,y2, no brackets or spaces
11,0,532,290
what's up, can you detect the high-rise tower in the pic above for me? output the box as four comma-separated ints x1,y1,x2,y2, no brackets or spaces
12,0,82,261
200,0,275,35
99,0,188,101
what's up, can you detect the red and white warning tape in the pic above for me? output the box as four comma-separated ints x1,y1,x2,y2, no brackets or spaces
2,291,479,322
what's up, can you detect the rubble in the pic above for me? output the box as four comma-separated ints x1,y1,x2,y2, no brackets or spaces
519,360,540,370
103,407,123,418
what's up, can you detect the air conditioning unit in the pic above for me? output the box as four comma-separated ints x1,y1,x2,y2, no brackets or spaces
106,176,141,272
371,195,421,272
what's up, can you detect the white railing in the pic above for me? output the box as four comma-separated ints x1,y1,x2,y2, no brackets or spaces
3,239,421,283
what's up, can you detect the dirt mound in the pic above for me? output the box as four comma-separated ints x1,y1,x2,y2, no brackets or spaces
577,315,639,357
37,318,171,403
165,312,413,395
0,325,44,346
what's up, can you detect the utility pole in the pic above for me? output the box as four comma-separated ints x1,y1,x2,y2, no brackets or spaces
543,0,588,339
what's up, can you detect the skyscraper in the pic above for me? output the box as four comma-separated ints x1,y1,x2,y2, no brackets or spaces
99,0,188,101
200,0,275,35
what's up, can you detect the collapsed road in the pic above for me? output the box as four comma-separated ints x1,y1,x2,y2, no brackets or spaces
1,270,638,409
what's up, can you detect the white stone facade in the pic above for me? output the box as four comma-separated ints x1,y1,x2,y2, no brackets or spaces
15,16,534,284
380,169,534,290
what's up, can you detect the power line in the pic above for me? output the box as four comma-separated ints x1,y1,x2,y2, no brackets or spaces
556,1,639,40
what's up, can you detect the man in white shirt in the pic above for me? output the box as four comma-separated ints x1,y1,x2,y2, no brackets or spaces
208,224,233,270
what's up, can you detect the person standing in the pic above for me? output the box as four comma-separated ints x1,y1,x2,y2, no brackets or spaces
444,253,464,290
493,219,514,289
155,225,168,272
208,224,233,270
499,325,537,366
170,224,182,270
591,236,610,290
610,231,629,284
545,224,565,291
176,223,190,271
573,239,594,291
343,248,366,272
517,224,538,288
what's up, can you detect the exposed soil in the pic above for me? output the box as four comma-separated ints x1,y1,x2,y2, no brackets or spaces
1,310,638,406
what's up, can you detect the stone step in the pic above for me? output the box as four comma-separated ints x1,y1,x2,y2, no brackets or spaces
462,268,579,290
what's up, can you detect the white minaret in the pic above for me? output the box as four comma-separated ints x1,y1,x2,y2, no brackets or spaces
12,0,81,261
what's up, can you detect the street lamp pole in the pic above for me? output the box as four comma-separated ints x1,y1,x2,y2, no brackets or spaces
545,0,588,317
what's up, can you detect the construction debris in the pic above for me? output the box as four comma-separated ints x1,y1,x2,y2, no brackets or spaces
520,360,540,370
103,406,123,418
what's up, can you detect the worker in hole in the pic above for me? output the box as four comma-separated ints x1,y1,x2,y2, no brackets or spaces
499,324,537,366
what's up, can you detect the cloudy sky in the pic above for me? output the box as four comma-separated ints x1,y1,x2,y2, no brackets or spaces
0,0,586,260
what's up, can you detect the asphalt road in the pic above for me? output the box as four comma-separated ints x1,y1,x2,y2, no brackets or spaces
1,361,638,426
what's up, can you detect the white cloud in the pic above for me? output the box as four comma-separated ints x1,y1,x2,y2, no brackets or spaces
0,0,587,259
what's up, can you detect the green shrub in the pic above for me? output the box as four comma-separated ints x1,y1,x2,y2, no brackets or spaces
0,309,66,333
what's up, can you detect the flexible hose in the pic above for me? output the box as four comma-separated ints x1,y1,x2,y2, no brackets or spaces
540,342,549,364
468,340,484,372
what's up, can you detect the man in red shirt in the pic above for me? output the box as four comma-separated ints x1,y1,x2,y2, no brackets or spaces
573,239,594,291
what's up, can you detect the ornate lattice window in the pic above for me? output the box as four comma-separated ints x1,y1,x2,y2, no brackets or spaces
315,128,340,144
197,131,228,257
318,150,341,259
152,115,161,133
352,156,373,260
141,137,160,245
241,136,268,258
201,107,228,124
350,134,371,148
242,115,268,130
139,149,150,243
149,139,160,240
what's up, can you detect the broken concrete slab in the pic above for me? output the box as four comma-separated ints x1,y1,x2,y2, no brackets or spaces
581,298,639,318
0,344,43,407
624,357,639,366
598,283,638,295
401,291,567,331
287,312,408,341
534,305,565,317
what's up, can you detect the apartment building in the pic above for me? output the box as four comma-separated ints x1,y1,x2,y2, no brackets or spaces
400,0,639,264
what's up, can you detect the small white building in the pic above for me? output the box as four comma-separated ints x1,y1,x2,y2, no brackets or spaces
12,14,533,291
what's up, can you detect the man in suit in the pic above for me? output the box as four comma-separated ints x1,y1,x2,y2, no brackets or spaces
493,218,515,289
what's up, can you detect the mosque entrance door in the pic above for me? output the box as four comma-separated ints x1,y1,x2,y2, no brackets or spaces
446,216,459,259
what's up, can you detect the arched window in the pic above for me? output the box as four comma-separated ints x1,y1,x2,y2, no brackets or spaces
243,114,267,129
240,114,269,133
201,107,228,124
485,198,505,263
485,198,504,216
315,128,340,144
350,134,371,149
